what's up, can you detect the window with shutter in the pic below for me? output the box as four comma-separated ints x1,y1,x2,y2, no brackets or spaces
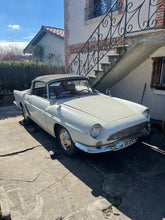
85,0,118,20
151,57,165,90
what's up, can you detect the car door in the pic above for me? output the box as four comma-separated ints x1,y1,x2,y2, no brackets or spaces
27,81,49,130
43,81,61,136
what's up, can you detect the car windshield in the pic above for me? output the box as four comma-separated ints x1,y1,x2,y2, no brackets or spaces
49,79,97,99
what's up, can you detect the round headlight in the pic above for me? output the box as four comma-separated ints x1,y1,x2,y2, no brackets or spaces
143,109,150,118
90,124,102,138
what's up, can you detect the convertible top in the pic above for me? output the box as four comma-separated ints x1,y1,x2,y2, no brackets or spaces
33,74,88,83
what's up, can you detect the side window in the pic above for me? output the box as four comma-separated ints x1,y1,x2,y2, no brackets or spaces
32,81,47,98
49,82,60,99
49,81,76,99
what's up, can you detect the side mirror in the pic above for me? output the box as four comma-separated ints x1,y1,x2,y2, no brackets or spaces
50,99,57,105
105,88,112,97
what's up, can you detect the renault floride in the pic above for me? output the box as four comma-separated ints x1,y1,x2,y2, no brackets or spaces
14,74,151,156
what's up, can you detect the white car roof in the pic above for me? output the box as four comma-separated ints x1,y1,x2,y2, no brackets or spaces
33,74,87,83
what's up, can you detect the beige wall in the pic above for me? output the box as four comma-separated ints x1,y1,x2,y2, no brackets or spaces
65,0,165,120
111,47,165,120
39,33,64,66
67,0,156,46
68,0,96,45
65,0,158,70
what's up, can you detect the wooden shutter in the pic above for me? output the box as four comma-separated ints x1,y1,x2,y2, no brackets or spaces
151,57,163,88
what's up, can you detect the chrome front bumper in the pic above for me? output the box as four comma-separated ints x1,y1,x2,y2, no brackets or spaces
75,137,138,154
75,125,151,154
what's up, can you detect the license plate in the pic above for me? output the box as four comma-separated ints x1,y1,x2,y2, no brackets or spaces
113,138,137,151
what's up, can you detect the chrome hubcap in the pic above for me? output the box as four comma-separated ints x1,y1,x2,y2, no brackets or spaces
59,128,71,151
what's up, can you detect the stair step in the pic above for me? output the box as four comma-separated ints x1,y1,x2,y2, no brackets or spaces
100,62,111,71
114,45,129,48
94,69,104,72
107,54,119,57
107,53,120,63
94,69,104,77
100,62,111,65
88,75,96,79
88,75,96,84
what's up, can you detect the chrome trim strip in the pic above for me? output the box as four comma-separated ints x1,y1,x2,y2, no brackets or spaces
75,142,111,154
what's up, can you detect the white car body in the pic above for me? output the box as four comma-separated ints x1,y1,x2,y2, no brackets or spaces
14,74,151,154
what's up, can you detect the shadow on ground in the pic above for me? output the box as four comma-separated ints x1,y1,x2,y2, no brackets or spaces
0,105,21,120
20,119,165,220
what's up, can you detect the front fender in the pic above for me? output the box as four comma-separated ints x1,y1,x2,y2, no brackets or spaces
47,104,99,145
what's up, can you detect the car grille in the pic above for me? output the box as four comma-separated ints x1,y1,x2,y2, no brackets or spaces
107,122,148,141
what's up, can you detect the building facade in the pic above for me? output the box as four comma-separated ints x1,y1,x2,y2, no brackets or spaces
24,26,65,66
64,0,165,121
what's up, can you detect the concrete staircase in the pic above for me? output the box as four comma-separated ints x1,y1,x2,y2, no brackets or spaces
90,30,165,92
92,45,128,87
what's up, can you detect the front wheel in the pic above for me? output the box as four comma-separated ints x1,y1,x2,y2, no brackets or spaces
57,126,77,156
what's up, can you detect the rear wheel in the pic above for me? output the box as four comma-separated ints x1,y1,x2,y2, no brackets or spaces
57,126,77,156
22,105,30,125
162,120,165,135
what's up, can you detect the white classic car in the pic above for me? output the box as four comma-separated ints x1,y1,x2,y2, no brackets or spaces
14,74,151,156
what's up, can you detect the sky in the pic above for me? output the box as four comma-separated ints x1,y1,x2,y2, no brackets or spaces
0,0,64,44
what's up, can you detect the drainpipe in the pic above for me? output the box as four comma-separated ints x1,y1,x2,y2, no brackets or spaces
123,0,128,49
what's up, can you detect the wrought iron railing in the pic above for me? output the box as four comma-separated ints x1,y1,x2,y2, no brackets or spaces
67,0,165,76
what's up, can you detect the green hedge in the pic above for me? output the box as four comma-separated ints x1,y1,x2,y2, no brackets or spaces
0,61,65,93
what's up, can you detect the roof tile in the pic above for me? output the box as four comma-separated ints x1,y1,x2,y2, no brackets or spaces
42,25,64,38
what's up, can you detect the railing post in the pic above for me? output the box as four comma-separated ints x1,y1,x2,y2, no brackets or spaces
123,0,128,48
148,0,151,29
109,10,113,49
70,63,72,74
87,41,89,73
97,26,100,71
78,53,80,75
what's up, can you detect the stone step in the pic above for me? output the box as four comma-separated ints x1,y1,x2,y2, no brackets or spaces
88,75,96,84
114,44,129,48
107,54,119,63
100,62,111,71
114,45,129,53
94,69,104,77
107,53,119,57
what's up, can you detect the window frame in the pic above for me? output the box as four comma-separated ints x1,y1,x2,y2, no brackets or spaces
160,57,165,85
151,57,165,90
85,0,118,21
48,78,96,100
32,81,47,99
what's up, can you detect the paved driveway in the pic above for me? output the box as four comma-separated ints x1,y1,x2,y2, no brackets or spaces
0,106,165,220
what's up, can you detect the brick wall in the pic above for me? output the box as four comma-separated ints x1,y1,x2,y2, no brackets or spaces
156,0,165,27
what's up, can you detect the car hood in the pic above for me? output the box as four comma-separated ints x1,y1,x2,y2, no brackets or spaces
62,94,137,123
